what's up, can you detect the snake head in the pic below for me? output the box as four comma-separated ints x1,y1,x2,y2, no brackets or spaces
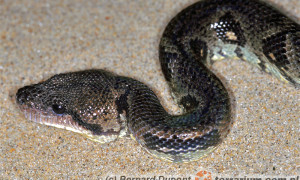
16,70,128,143
16,73,74,119
16,83,68,116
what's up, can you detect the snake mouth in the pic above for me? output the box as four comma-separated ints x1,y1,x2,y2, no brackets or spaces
17,104,86,134
17,104,124,143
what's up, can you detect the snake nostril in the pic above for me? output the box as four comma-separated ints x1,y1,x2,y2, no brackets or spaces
16,86,33,105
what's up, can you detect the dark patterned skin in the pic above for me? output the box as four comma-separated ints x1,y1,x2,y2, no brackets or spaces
16,0,299,162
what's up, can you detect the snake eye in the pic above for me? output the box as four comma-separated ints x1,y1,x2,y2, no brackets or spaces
52,104,65,115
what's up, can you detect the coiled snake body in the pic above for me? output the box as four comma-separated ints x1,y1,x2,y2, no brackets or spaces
16,0,299,163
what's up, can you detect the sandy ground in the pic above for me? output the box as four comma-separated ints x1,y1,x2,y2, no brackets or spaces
0,0,299,178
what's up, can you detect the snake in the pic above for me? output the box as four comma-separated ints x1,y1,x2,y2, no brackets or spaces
15,0,299,163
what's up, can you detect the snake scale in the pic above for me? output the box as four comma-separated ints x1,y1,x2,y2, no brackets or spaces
16,0,299,163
